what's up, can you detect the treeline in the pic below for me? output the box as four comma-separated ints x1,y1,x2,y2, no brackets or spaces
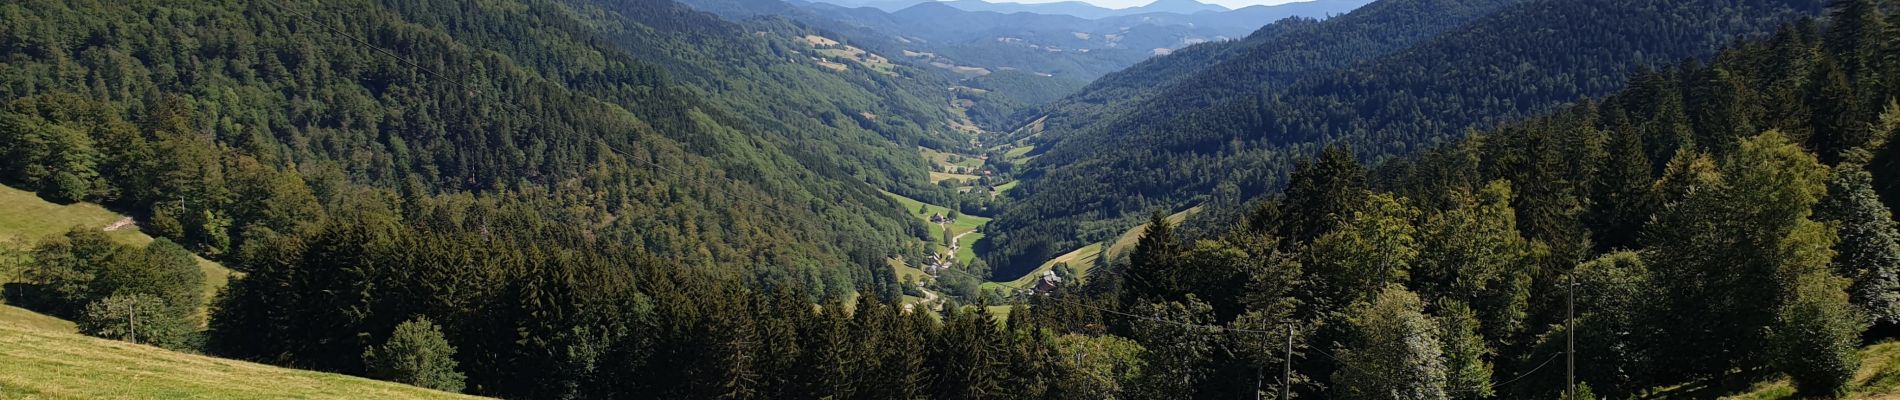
984,0,1830,277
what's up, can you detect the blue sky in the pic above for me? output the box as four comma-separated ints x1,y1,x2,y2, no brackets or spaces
1008,0,1308,9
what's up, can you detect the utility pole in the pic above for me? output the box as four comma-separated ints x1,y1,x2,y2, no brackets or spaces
1283,324,1292,400
1567,269,1576,400
128,301,138,345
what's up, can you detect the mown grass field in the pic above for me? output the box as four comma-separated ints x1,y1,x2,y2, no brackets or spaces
988,206,1202,290
0,185,233,315
0,304,75,334
0,317,484,399
1002,145,1036,162
1663,341,1900,399
928,171,982,185
993,180,1020,194
922,147,985,171
1104,206,1201,258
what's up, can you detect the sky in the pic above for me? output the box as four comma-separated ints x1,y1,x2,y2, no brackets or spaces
995,0,1309,10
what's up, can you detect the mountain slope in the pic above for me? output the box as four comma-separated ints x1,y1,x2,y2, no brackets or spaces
1018,0,1533,151
984,0,1829,274
0,0,935,290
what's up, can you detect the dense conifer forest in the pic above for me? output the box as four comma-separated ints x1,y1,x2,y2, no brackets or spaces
3,0,1900,398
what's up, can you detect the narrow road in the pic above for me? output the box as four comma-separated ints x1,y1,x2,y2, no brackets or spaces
947,228,976,250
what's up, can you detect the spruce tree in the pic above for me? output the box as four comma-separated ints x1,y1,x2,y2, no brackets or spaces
1278,146,1369,245
1589,110,1658,250
1130,297,1217,400
1809,56,1862,164
1815,164,1900,325
1120,210,1181,309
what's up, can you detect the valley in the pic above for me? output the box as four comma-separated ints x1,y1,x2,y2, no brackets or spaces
4,0,1900,398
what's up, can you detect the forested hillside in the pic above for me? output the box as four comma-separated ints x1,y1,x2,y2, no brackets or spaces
1048,3,1900,397
0,0,992,294
1016,0,1529,152
985,0,1831,275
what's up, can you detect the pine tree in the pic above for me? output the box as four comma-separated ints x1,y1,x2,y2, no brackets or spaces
1825,0,1892,85
1686,67,1757,155
1333,286,1448,400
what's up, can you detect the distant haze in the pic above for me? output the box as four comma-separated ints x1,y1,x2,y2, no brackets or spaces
975,0,1307,9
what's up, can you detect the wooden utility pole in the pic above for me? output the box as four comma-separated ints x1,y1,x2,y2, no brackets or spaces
1567,269,1576,400
128,301,138,345
1283,324,1292,400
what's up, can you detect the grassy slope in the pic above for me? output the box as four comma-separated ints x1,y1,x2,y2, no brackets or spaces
0,319,483,399
0,304,76,334
922,147,985,170
988,206,1203,290
0,185,233,305
928,171,982,184
1003,145,1035,161
1664,341,1900,399
881,191,990,262
993,180,1020,194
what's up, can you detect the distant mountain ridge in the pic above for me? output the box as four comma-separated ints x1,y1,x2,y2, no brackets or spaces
808,0,1359,20
776,0,1371,79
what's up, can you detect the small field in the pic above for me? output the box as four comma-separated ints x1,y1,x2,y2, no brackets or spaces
922,147,985,171
990,206,1202,289
888,257,930,283
0,185,234,319
928,171,982,185
0,317,483,399
1003,145,1036,162
1104,206,1202,258
1665,341,1900,399
993,180,1020,195
1002,243,1103,289
803,35,895,75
